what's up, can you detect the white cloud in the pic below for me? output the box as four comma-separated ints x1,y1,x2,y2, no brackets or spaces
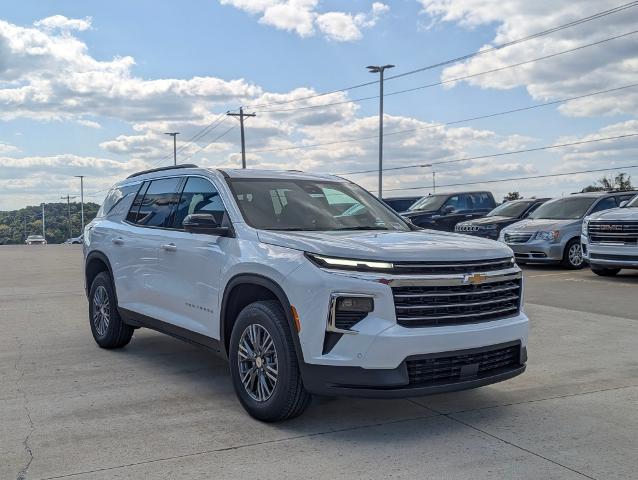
0,141,19,154
418,0,638,116
33,15,92,32
220,1,388,41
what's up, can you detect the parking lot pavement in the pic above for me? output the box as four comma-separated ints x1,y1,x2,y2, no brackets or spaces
1,245,637,480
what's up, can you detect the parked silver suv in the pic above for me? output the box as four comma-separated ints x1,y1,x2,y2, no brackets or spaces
499,191,637,269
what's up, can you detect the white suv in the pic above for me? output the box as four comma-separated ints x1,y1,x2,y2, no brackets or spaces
582,194,638,276
83,165,529,421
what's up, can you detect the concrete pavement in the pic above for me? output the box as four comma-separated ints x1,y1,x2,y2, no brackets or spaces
1,245,636,479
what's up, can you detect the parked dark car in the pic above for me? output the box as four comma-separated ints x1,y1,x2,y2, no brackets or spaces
382,196,421,213
402,191,497,231
454,198,550,239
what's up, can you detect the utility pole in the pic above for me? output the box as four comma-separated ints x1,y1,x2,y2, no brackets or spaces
227,107,256,169
60,195,77,238
367,64,395,198
432,171,436,193
164,132,179,166
41,203,45,239
75,176,85,233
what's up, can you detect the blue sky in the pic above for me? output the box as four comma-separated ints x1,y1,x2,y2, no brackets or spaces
1,0,637,208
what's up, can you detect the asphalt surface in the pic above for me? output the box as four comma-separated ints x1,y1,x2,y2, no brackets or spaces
1,245,637,480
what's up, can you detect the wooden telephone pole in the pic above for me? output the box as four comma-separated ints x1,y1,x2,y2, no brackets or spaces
227,107,256,168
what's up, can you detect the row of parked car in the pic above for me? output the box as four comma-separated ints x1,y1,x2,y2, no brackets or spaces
385,190,638,273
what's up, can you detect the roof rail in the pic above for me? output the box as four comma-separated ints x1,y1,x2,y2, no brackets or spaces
127,164,199,179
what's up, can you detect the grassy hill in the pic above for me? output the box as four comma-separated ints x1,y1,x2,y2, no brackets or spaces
0,202,100,245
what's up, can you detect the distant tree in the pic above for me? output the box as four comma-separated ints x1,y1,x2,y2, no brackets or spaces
0,202,100,244
503,192,522,202
582,173,633,192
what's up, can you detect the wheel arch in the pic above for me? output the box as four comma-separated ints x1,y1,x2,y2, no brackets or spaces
85,251,117,302
220,273,303,363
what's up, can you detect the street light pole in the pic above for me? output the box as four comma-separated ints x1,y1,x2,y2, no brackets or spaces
367,64,395,199
75,176,85,233
432,171,436,193
164,132,179,166
60,195,77,238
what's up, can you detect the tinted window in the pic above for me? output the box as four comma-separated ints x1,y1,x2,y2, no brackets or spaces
487,200,533,218
468,192,493,209
126,181,150,223
409,195,447,211
444,194,466,211
627,195,638,207
384,198,418,212
228,179,409,231
99,183,141,217
530,197,597,220
172,177,226,228
589,197,617,214
135,178,182,227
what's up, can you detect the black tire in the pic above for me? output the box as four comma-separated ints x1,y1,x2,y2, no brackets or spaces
591,266,621,277
88,271,134,349
561,238,585,269
229,300,311,422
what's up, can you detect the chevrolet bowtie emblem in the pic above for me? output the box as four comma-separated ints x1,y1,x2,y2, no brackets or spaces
465,273,487,285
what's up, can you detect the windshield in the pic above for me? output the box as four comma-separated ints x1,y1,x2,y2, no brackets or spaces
529,197,596,220
626,195,638,207
408,195,447,212
487,200,533,218
27,235,44,240
227,178,410,231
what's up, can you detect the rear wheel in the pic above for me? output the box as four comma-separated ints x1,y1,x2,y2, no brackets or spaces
229,300,311,422
562,239,584,269
591,267,621,277
89,272,133,349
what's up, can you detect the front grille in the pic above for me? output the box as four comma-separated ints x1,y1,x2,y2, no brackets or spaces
407,343,521,387
392,278,522,327
504,232,533,243
455,224,480,233
588,221,638,245
392,257,514,275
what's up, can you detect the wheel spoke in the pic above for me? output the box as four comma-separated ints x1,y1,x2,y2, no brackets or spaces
237,323,278,402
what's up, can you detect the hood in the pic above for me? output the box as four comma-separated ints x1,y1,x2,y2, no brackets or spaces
401,210,437,218
503,218,581,232
257,229,512,262
460,216,513,226
587,207,638,221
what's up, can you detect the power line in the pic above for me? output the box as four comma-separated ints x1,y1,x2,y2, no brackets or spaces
245,1,638,111
250,83,638,154
180,124,237,163
386,0,638,81
258,29,638,114
381,164,638,193
336,133,638,175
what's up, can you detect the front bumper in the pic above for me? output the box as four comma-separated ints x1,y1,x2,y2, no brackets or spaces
505,239,563,262
302,341,527,397
582,235,638,268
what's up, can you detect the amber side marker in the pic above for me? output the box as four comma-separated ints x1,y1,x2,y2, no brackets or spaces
290,305,301,333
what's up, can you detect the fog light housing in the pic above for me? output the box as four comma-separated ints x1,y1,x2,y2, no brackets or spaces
328,294,374,333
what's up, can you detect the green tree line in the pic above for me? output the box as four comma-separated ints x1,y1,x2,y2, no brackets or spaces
0,202,100,245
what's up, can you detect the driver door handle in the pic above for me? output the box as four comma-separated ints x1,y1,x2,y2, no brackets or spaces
161,243,177,252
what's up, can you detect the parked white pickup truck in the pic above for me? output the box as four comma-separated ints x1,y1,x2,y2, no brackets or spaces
582,194,638,276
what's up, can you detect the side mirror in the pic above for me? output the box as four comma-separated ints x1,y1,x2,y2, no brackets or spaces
183,213,230,236
442,205,455,215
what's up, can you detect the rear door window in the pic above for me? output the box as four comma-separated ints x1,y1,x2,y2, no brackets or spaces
133,178,182,228
589,197,617,215
468,192,493,210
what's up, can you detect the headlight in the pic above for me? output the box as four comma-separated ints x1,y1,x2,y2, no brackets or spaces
306,252,394,271
481,224,497,230
534,230,560,241
582,219,589,236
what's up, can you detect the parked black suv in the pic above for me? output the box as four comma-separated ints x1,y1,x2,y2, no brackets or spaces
383,196,421,213
402,191,497,231
454,198,550,239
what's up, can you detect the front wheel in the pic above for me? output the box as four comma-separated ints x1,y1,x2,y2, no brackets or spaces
561,239,585,269
591,267,621,277
229,300,311,422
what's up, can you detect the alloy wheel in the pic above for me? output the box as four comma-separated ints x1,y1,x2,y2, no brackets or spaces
92,285,111,336
237,324,278,402
568,243,583,267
